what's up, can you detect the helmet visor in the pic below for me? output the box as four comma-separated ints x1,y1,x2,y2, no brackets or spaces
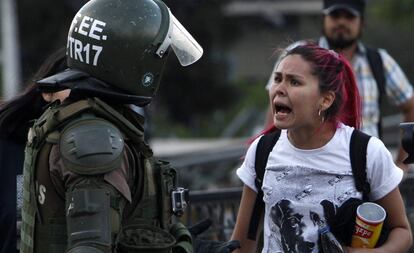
156,11,203,66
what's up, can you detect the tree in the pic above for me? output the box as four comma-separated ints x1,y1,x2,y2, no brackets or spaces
156,0,241,131
372,0,414,28
16,0,86,82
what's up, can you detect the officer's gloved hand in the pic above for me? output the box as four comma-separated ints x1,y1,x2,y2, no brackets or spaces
189,219,241,253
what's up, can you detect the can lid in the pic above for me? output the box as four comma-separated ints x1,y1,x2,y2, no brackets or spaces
357,202,386,224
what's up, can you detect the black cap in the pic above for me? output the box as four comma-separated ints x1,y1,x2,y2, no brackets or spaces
323,0,365,17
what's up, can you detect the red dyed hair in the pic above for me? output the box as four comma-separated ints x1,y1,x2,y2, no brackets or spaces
285,42,362,129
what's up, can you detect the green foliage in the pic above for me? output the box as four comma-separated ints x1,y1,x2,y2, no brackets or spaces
16,0,83,79
219,79,269,137
152,78,268,138
371,0,414,28
157,0,242,130
366,0,414,85
17,0,414,138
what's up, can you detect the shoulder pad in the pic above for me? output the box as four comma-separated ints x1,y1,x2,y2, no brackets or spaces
59,118,124,175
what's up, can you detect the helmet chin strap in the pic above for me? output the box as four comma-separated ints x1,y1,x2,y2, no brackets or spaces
66,77,153,106
37,71,152,106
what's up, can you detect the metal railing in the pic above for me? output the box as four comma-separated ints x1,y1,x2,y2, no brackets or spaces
186,187,242,241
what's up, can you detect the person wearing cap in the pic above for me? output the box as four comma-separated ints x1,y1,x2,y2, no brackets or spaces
0,48,67,253
265,0,414,172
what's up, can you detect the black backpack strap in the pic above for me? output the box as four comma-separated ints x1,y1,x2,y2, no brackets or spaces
349,129,372,202
247,130,281,240
365,47,386,138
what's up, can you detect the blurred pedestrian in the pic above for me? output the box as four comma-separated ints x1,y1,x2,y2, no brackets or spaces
0,48,66,253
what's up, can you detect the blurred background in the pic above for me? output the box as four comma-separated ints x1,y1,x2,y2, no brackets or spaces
3,0,414,186
2,0,413,139
2,0,414,243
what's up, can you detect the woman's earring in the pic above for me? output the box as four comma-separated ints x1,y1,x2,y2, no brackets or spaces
318,109,325,123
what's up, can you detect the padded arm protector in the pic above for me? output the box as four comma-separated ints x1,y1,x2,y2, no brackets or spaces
59,117,124,175
66,188,112,252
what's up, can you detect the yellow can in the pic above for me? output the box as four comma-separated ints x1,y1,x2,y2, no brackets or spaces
351,202,386,248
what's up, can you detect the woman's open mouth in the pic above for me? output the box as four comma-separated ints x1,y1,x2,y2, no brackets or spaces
275,103,292,115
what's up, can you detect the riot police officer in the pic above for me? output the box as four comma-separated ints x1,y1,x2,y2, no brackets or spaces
20,0,204,252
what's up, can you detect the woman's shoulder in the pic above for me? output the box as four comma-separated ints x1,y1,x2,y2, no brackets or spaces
337,124,386,150
334,123,355,141
366,135,387,155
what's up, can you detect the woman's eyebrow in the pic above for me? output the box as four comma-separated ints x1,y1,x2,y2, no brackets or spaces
275,72,305,80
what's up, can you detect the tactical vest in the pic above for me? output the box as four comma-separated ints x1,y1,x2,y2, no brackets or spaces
20,98,192,253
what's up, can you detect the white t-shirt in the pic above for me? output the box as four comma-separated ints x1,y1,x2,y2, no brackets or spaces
237,124,403,253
